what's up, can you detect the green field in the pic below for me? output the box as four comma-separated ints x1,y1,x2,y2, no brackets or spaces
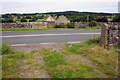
1,26,101,31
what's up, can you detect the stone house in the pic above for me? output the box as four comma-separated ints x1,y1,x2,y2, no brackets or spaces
44,16,55,22
55,15,70,25
2,15,71,28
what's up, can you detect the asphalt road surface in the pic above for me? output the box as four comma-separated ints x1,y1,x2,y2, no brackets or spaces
2,30,101,46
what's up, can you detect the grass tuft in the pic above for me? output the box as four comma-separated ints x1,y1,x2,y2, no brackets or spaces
44,51,67,67
0,43,14,55
2,43,30,78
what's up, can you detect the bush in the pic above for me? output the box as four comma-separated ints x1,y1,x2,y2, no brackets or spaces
0,43,14,55
67,22,75,28
20,18,27,22
96,17,108,22
89,21,97,27
54,24,67,28
112,15,120,22
85,37,101,44
29,19,35,22
2,18,14,23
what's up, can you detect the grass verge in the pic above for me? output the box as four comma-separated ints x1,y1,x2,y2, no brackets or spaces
1,26,101,31
0,43,14,55
1,43,30,78
64,37,118,78
40,49,102,78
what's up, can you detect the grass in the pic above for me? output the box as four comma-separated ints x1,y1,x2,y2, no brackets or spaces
2,51,29,78
40,49,102,78
44,52,68,67
64,37,118,78
1,43,30,78
1,37,118,78
1,26,101,31
0,43,14,55
0,43,1,79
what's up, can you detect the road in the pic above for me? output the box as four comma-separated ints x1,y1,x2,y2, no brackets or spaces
2,30,101,46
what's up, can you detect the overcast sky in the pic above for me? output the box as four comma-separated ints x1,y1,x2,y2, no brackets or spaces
0,0,120,14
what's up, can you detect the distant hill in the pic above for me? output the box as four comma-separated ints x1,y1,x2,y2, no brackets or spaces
44,11,120,16
2,11,120,16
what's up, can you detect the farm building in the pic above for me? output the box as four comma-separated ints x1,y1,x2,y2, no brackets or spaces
55,15,70,25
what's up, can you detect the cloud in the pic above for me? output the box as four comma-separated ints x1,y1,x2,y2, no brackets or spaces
1,2,118,13
2,0,120,2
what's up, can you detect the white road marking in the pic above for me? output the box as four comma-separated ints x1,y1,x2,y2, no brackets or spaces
1,33,101,38
11,44,27,46
10,41,82,46
41,43,55,44
68,41,81,44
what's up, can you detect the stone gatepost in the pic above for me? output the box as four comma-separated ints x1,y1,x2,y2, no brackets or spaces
100,23,109,49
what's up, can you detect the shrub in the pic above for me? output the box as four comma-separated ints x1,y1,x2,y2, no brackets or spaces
85,37,101,44
2,18,14,23
29,19,35,22
20,18,27,22
96,17,108,22
67,22,75,28
0,43,14,55
89,21,97,27
112,15,120,22
54,24,67,28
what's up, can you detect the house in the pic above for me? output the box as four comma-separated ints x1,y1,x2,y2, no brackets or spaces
44,16,55,22
107,18,113,22
55,15,70,25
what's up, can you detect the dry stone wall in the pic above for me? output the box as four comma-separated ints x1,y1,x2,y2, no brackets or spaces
101,22,120,49
1,22,54,28
75,22,89,28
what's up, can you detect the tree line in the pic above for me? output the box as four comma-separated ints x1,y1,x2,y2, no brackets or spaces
1,11,120,23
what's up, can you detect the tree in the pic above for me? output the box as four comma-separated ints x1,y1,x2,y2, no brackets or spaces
89,21,97,27
2,18,14,23
29,19,36,22
112,15,120,22
25,16,32,19
20,18,27,22
96,17,108,22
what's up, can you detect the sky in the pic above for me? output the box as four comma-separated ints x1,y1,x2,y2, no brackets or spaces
0,0,120,14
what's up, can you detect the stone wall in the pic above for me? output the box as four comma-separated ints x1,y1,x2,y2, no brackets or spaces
75,22,89,28
1,22,55,28
101,22,120,49
1,15,70,28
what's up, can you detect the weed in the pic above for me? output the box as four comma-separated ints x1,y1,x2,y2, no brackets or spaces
0,43,14,55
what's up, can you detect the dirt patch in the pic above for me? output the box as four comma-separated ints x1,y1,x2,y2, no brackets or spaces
12,43,66,53
17,52,50,78
12,43,66,78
